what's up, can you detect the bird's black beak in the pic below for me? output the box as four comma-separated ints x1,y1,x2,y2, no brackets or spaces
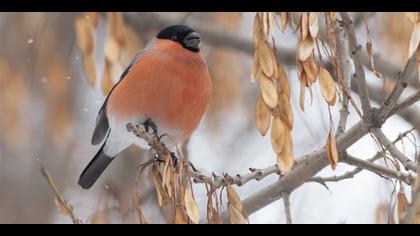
183,31,201,52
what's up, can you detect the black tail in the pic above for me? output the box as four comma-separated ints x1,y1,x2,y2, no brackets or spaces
78,143,115,189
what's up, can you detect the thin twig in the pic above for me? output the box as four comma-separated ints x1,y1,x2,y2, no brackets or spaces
388,91,420,118
126,123,282,189
401,167,420,223
378,54,418,118
37,159,82,224
372,129,417,172
342,154,415,185
281,192,292,224
340,12,372,114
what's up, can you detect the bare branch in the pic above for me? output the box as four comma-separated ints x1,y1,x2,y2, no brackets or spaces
310,168,362,185
389,91,420,118
372,129,417,172
241,120,369,215
378,54,418,118
401,167,420,224
281,192,292,224
340,12,372,114
333,20,352,136
38,159,82,224
341,154,415,185
126,123,283,189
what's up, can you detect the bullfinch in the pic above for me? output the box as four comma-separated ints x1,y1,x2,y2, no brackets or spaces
78,25,212,189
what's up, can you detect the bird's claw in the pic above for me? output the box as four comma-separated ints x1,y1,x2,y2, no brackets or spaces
143,118,159,138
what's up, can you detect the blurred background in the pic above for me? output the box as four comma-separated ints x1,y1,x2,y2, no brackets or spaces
0,12,418,223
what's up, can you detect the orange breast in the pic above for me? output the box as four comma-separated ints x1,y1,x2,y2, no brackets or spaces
107,39,212,143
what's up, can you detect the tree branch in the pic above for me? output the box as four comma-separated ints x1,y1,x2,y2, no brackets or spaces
372,129,417,172
333,20,352,137
341,154,415,185
401,167,420,224
281,192,292,224
378,54,418,119
340,12,372,114
389,91,420,118
241,120,370,215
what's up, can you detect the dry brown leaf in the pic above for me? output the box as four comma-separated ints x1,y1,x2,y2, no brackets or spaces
302,57,318,83
260,74,278,108
277,64,290,99
228,203,247,224
258,41,276,77
298,36,314,61
253,13,264,46
74,16,95,55
308,12,319,38
328,12,337,21
255,95,271,136
90,212,111,224
251,51,261,83
326,129,339,170
151,167,169,207
227,184,248,224
319,67,337,106
281,12,288,33
277,131,294,172
366,42,382,78
262,12,269,37
206,192,222,224
408,23,420,60
184,186,200,224
301,12,309,40
299,74,306,111
278,95,294,130
54,198,72,216
104,37,120,63
84,12,99,28
82,54,97,87
268,12,279,37
271,117,286,154
107,12,126,47
397,191,409,223
208,207,223,224
406,12,419,23
175,207,189,224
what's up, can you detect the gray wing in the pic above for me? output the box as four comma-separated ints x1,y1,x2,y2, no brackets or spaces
91,51,145,145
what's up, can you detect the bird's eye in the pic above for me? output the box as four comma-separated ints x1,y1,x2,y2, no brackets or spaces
171,36,177,41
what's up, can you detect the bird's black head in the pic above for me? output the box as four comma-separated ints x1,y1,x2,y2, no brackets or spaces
157,25,201,52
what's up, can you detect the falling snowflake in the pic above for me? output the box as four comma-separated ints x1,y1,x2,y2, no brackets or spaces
67,76,71,80
83,108,88,112
27,38,34,44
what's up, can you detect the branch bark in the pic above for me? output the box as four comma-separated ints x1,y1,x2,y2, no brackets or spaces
372,129,417,172
281,192,292,224
340,12,372,114
334,20,352,137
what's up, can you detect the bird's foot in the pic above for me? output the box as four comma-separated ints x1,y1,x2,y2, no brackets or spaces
170,151,179,168
143,118,159,138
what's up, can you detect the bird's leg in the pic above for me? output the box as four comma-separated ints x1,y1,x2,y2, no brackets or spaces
143,118,159,138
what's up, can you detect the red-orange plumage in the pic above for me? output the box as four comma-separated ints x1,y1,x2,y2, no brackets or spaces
107,39,212,143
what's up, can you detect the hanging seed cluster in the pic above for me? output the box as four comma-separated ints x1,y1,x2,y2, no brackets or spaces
252,12,294,172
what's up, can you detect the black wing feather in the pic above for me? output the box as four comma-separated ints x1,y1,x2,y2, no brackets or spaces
91,52,143,145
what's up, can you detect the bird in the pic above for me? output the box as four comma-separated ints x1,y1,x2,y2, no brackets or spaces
78,25,212,189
